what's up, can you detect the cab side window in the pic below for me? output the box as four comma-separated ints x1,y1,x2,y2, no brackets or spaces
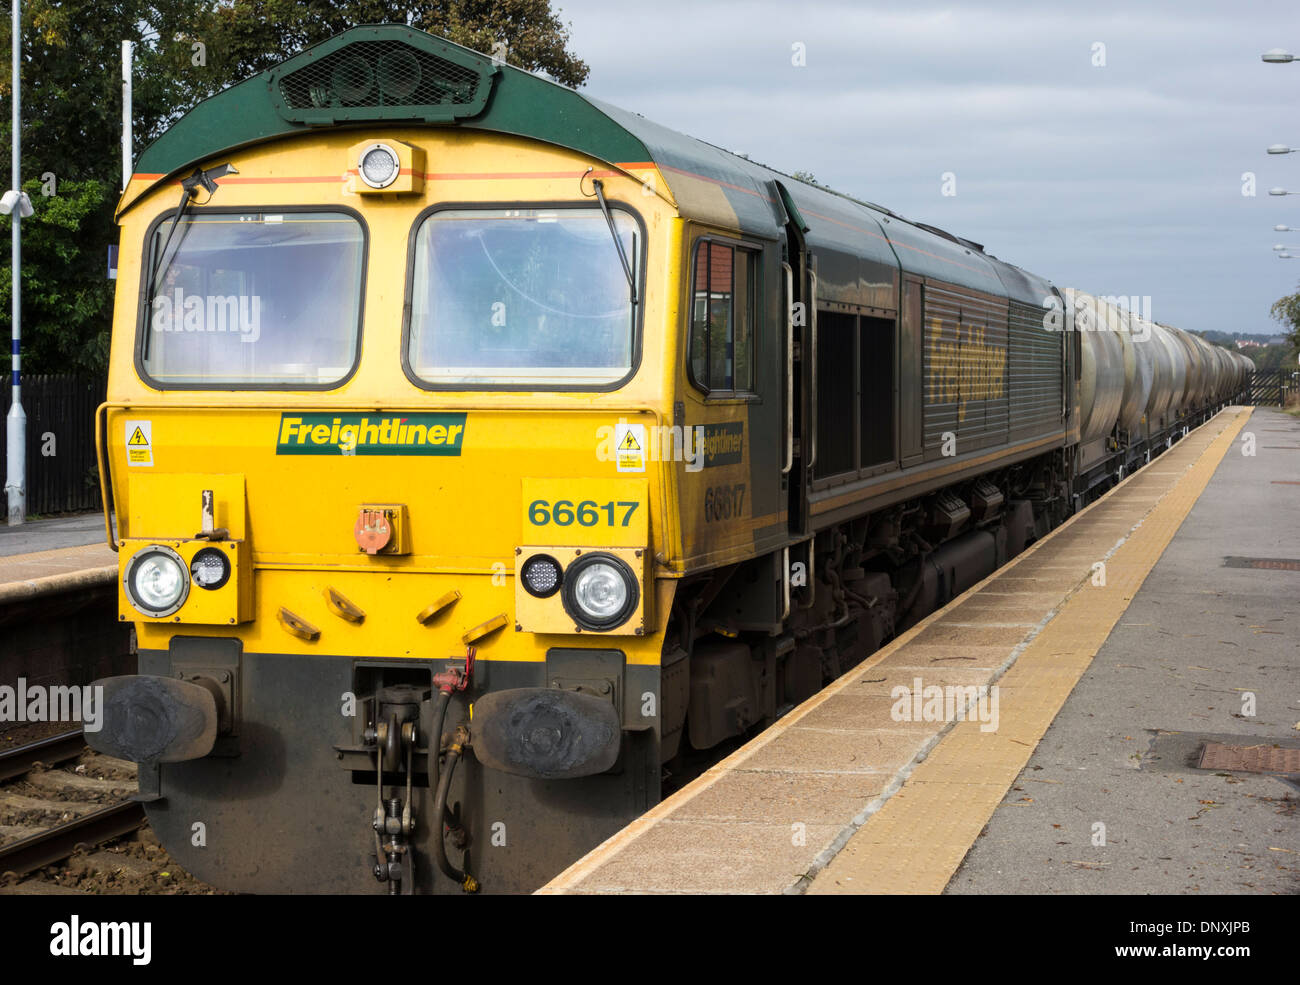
689,239,756,394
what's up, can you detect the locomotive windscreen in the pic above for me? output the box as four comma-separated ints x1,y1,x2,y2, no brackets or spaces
406,207,639,388
140,211,365,387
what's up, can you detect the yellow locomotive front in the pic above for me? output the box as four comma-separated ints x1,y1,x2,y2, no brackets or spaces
91,28,703,894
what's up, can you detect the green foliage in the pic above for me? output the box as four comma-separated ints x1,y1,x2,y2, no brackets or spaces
1243,344,1294,370
0,177,116,376
193,1,589,88
0,0,588,376
1270,286,1300,354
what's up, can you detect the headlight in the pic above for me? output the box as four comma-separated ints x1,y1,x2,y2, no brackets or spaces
562,553,638,631
124,545,190,617
520,554,562,598
358,142,400,189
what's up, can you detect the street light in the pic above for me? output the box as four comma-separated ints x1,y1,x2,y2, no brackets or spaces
1262,48,1296,63
5,0,24,527
0,190,32,217
1269,188,1298,196
1268,144,1299,154
1273,244,1300,251
1276,225,1298,232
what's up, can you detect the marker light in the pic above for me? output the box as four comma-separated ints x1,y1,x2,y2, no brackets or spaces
358,143,400,189
124,545,190,617
191,547,232,591
521,554,562,598
562,553,637,631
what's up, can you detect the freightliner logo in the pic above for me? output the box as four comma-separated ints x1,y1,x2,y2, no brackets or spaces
276,413,467,456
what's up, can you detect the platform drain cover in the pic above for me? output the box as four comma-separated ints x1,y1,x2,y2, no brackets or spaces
1222,556,1300,571
1198,742,1300,773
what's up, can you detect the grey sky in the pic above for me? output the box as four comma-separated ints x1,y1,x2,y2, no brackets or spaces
550,0,1299,339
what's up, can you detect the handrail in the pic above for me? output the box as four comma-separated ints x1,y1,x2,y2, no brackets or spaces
93,403,118,551
781,261,794,475
807,268,819,471
781,546,790,621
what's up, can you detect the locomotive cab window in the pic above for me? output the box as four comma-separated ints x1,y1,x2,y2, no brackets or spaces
406,206,641,389
689,239,757,395
139,210,366,388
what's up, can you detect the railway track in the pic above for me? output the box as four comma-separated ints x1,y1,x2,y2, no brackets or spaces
0,730,145,881
0,730,219,893
0,729,88,782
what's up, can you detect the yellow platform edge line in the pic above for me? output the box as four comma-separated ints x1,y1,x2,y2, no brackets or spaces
537,408,1249,895
804,407,1252,895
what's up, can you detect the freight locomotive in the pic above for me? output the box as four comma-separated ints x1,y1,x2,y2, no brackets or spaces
88,25,1253,893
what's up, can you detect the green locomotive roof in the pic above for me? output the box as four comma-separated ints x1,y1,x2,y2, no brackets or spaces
127,23,1053,303
134,25,648,178
128,24,792,242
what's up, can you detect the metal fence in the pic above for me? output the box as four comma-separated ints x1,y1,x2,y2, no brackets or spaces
1246,369,1293,407
0,375,105,515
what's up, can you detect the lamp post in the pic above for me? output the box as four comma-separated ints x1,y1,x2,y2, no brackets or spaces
1262,48,1296,63
122,41,132,191
1269,188,1299,197
1268,144,1299,154
3,0,31,526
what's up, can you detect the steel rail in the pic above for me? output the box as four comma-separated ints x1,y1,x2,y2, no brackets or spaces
0,800,146,878
0,729,86,782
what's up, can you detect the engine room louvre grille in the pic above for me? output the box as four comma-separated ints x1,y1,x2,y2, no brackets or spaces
277,40,484,113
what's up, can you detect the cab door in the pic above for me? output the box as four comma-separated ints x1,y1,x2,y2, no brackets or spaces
772,180,812,540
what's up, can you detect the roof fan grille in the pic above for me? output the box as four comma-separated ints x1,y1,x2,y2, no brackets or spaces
278,40,482,111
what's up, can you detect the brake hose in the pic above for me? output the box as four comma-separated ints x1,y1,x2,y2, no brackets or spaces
432,724,479,893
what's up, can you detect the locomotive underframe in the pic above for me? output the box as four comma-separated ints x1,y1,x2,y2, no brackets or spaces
133,644,660,894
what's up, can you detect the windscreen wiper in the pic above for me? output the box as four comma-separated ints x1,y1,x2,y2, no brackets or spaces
148,162,238,302
591,178,637,306
143,163,237,361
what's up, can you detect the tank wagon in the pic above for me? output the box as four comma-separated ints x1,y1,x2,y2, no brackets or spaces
88,25,1252,893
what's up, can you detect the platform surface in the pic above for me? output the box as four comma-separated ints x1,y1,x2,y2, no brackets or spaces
540,407,1295,894
943,406,1299,894
0,515,116,598
0,513,108,558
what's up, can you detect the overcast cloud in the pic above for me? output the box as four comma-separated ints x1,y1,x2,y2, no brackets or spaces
550,0,1300,338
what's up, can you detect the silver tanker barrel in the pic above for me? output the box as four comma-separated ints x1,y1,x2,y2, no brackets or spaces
1065,289,1126,474
1107,299,1154,436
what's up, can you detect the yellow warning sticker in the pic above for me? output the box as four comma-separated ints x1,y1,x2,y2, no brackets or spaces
614,422,645,473
125,419,153,467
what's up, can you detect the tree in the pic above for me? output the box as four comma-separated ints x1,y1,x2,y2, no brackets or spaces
0,0,588,377
0,1,209,377
0,177,117,376
1270,285,1300,356
194,1,588,88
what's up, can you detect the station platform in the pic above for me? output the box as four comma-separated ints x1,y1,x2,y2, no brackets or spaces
0,515,115,605
539,406,1299,894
